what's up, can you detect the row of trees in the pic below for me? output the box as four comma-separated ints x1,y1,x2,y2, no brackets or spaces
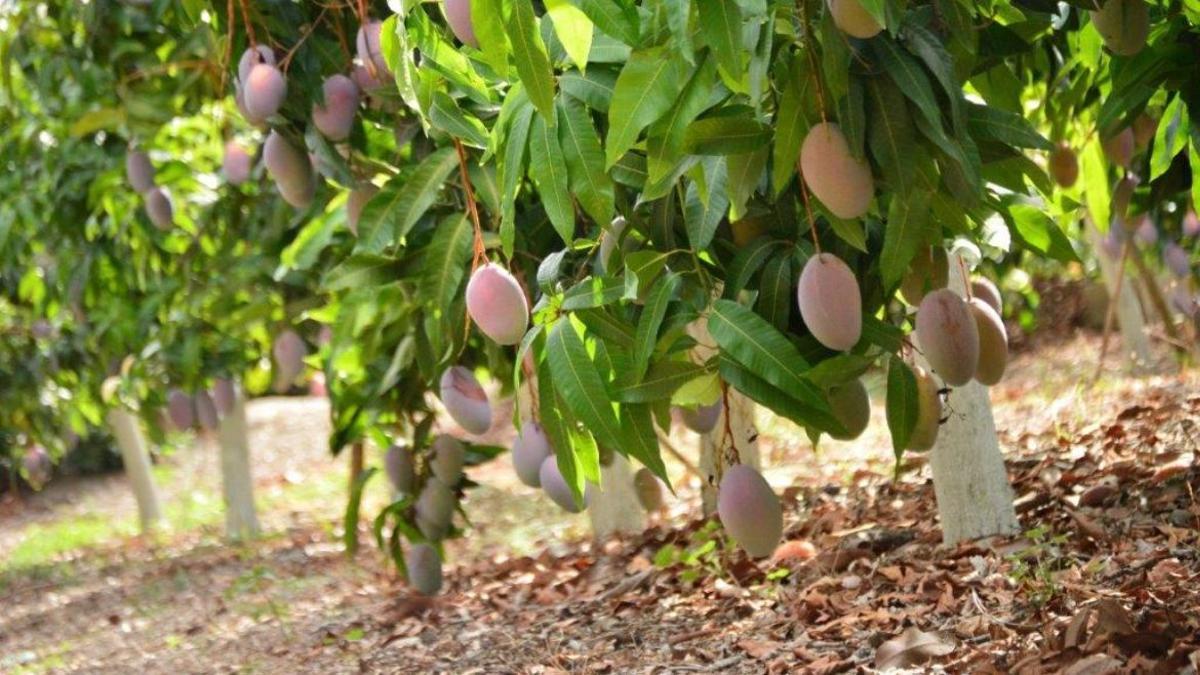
2,0,1197,589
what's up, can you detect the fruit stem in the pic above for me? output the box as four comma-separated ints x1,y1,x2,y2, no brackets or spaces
453,138,488,270
237,0,258,48
798,0,828,125
278,6,329,72
795,164,822,255
957,255,972,300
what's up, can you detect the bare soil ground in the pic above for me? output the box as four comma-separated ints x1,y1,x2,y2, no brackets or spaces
2,333,1199,674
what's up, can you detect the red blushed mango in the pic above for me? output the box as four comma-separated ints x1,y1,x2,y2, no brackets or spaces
126,150,154,192
969,298,1008,386
443,0,478,47
717,464,782,558
406,544,443,595
899,246,949,306
915,288,979,387
828,378,870,441
243,63,286,120
1049,143,1079,188
828,0,882,39
264,131,314,208
439,366,492,435
540,456,584,513
634,467,664,512
466,263,529,346
223,142,252,185
430,434,465,486
384,444,415,494
312,74,359,141
167,389,194,431
144,187,173,230
512,421,552,487
1091,0,1149,56
797,252,862,351
907,365,941,451
800,122,874,219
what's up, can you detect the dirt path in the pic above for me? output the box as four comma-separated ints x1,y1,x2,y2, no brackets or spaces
2,335,1198,673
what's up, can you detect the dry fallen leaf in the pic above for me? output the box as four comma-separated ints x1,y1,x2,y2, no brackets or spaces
1061,653,1122,675
874,626,956,670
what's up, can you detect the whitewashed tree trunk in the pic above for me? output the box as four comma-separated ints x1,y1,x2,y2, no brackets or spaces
218,386,259,540
1087,219,1152,368
699,390,761,516
686,319,761,516
106,407,164,533
587,453,645,538
919,257,1019,546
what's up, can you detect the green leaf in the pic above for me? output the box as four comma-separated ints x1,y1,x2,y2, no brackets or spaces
818,10,850,102
321,254,404,292
356,148,458,254
621,403,671,486
560,70,617,112
834,78,866,160
707,299,814,397
506,0,557,119
1192,141,1200,221
279,214,334,272
717,356,843,434
561,276,625,309
684,158,729,249
471,0,510,75
885,356,918,457
557,96,614,224
902,20,964,132
696,0,743,88
545,0,594,69
683,114,771,155
576,307,635,348
727,147,768,222
569,0,638,45
499,100,535,255
528,109,576,243
874,38,946,144
1007,202,1079,263
722,235,780,298
861,314,904,352
430,92,489,148
756,252,792,331
421,213,474,314
615,360,709,402
1081,137,1111,231
965,102,1051,150
633,273,679,379
1150,95,1190,182
647,56,716,183
865,75,918,193
879,188,935,289
606,47,689,167
804,353,874,389
538,356,587,502
772,51,816,196
546,318,625,454
343,467,378,556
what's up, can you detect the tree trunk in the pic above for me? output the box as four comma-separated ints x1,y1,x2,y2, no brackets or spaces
698,389,761,516
587,453,646,539
920,257,1019,546
685,319,763,516
218,386,259,540
1087,219,1152,369
106,407,164,533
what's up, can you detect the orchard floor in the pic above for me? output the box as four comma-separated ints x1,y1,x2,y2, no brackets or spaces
3,332,1200,674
